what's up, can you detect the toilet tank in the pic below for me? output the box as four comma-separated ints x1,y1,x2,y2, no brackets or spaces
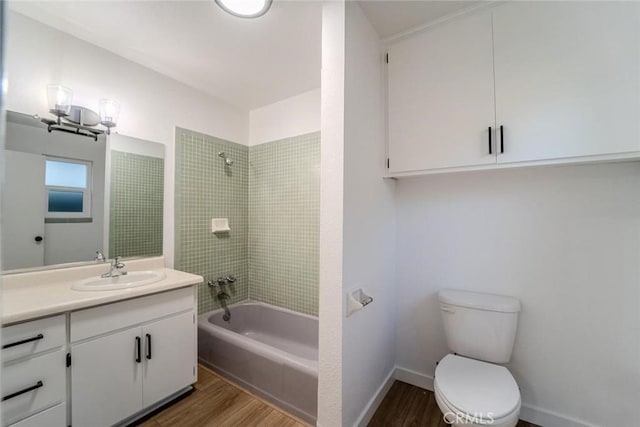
439,289,521,364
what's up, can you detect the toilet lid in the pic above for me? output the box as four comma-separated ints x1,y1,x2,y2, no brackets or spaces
435,354,520,420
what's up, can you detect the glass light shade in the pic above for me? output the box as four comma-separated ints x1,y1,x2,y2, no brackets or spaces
99,99,120,127
47,85,73,116
215,0,272,18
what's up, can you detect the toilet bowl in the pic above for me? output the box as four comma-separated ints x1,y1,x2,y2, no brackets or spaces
434,354,520,427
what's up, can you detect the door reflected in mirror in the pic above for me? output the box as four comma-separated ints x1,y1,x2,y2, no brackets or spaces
2,111,164,272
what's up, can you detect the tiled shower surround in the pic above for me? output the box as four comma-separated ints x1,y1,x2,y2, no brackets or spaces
175,128,320,316
175,128,249,314
109,150,164,259
249,134,320,315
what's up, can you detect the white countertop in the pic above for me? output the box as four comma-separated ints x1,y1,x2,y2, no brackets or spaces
2,257,203,325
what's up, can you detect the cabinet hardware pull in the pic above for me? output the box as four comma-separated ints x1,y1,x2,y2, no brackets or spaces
500,125,504,153
488,126,492,154
2,334,44,349
146,334,152,360
135,336,142,363
2,381,43,402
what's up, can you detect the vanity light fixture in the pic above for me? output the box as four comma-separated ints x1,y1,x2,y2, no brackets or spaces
215,0,272,18
42,84,120,141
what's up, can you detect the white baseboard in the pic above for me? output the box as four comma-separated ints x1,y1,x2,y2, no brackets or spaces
393,366,434,391
392,366,594,427
354,367,396,427
520,403,595,427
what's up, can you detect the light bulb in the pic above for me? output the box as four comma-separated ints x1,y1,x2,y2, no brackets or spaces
99,99,120,127
46,84,73,116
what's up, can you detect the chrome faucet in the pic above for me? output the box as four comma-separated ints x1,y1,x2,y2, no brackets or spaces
95,251,106,262
207,275,236,300
101,256,127,278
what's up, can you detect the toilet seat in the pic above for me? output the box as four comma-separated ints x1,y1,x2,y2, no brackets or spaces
434,354,520,423
434,384,520,427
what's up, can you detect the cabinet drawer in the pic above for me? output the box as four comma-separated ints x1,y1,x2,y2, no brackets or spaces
8,402,66,427
71,287,194,343
2,316,65,363
2,350,66,425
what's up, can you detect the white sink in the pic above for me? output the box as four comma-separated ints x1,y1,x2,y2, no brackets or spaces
72,270,166,291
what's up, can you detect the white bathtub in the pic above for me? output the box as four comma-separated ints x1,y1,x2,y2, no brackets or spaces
197,301,318,423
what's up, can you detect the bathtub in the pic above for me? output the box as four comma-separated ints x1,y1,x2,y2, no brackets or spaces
198,301,318,424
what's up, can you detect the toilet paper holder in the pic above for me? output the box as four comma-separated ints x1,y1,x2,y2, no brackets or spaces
347,288,373,317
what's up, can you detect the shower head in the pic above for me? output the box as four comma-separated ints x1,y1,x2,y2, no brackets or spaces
218,151,234,166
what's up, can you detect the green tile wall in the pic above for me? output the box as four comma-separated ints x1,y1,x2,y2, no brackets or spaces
175,128,249,314
109,150,164,259
248,132,320,316
175,128,319,316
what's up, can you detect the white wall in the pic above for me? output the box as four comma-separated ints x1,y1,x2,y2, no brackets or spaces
341,3,397,426
395,162,640,427
317,1,345,426
249,88,320,146
5,12,249,267
318,2,397,425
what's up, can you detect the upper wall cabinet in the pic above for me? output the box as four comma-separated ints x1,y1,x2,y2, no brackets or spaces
387,11,496,173
386,2,640,175
493,1,640,163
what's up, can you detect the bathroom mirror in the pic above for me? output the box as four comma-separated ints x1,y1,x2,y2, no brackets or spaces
1,111,164,272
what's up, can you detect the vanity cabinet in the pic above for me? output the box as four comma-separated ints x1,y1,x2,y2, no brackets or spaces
70,287,196,427
386,1,640,174
1,315,67,427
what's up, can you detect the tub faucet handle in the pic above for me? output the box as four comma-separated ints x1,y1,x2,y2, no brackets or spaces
225,275,236,284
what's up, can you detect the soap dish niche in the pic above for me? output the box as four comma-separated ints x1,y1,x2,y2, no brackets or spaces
211,218,230,233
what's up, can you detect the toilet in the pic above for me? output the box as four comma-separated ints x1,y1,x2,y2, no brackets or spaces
435,289,522,427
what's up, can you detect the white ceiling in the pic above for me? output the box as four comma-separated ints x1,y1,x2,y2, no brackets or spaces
9,1,479,110
9,0,322,110
359,0,479,40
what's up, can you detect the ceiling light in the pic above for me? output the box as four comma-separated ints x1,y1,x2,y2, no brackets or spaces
215,0,273,18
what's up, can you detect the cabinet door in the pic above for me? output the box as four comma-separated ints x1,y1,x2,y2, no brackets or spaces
71,327,143,427
142,311,195,407
387,11,496,173
493,2,640,163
